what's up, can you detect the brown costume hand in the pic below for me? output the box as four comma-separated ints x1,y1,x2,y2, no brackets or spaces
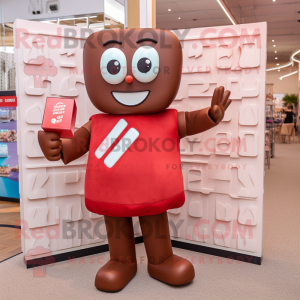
38,131,62,161
209,86,232,124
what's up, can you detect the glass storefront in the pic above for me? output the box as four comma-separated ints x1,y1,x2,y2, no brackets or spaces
0,0,125,91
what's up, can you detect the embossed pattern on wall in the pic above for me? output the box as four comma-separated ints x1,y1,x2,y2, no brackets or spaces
169,23,266,256
14,20,107,259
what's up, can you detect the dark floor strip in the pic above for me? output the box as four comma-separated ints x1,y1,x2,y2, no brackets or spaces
0,252,22,263
0,224,21,229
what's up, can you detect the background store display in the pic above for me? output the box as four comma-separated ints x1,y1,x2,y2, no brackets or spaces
0,129,17,142
0,144,8,157
0,108,12,122
0,92,19,200
266,102,276,157
273,93,285,110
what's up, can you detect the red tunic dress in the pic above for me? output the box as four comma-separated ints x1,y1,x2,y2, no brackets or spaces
85,109,185,217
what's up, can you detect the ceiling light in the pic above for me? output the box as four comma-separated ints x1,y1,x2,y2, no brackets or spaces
275,57,278,59
272,40,274,42
58,16,88,22
216,0,236,25
276,63,279,65
168,9,171,11
267,47,300,72
291,49,300,63
273,45,276,47
178,17,181,19
89,23,104,28
273,0,276,2
266,62,292,72
275,51,277,53
41,19,57,23
280,71,298,80
278,70,280,72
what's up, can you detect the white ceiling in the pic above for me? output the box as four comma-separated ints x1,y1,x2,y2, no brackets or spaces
156,0,300,67
156,0,232,30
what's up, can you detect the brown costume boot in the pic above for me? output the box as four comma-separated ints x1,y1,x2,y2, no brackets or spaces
95,216,137,292
139,212,195,285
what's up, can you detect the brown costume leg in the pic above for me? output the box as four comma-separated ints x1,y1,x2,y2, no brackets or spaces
95,216,137,292
139,212,195,285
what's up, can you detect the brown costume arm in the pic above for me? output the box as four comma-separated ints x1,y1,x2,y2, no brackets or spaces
177,107,217,139
60,120,91,164
38,120,92,165
177,86,232,139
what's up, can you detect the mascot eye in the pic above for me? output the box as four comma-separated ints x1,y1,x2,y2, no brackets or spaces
132,46,159,83
107,60,121,75
100,48,127,84
137,58,152,73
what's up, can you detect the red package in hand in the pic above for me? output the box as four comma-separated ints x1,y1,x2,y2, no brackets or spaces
42,97,77,138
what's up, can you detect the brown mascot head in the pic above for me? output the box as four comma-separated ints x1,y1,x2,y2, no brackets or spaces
83,28,182,115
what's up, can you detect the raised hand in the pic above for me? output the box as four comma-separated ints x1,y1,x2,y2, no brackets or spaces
209,86,232,124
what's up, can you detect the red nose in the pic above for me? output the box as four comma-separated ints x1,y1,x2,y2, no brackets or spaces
125,75,133,83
